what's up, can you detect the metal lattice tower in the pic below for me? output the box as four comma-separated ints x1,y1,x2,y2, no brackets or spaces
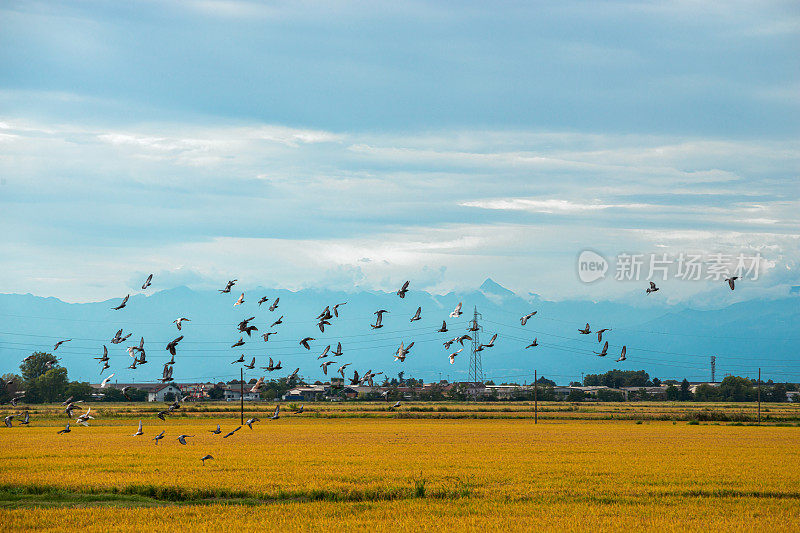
710,356,716,383
468,306,484,383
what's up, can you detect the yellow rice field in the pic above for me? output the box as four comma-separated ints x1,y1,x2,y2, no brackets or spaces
1,405,799,531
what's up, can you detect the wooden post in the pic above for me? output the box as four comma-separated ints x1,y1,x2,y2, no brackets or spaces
534,370,538,424
757,368,761,424
240,367,244,425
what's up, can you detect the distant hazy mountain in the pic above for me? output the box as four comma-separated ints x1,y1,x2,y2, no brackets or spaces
1,279,797,385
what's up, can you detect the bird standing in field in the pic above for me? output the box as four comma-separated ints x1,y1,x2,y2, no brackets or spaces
133,420,144,436
53,339,71,351
520,311,537,326
397,280,410,298
112,294,130,310
646,281,659,294
201,454,214,466
141,274,153,289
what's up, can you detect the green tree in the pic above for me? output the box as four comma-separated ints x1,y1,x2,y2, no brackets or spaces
719,376,755,402
566,389,585,402
0,373,23,404
596,389,626,402
207,385,225,400
679,379,693,401
767,383,787,403
20,352,60,382
24,367,69,403
665,384,680,401
693,384,721,402
535,376,556,387
64,381,95,402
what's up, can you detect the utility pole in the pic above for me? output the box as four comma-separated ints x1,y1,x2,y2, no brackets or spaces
240,368,244,425
757,367,761,424
468,306,484,383
534,369,538,424
710,356,716,383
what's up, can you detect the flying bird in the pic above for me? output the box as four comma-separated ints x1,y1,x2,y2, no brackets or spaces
450,302,463,318
331,342,343,357
166,336,184,356
338,363,351,377
520,311,537,326
395,341,414,362
333,302,346,317
449,348,462,364
57,423,71,435
177,434,193,445
646,281,659,294
233,293,245,306
219,279,237,293
201,454,214,465
258,296,269,306
578,323,591,335
725,276,738,290
397,280,410,298
141,273,153,290
270,316,283,327
269,298,280,312
132,420,144,437
438,321,448,333
231,337,245,348
250,377,264,393
231,354,245,365
457,335,472,346
100,374,115,388
173,317,190,330
53,339,71,351
481,334,497,348
262,332,277,342
210,424,222,435
270,404,280,420
243,357,256,370
410,307,422,322
616,346,627,362
153,430,165,444
596,328,611,343
390,400,401,410
19,411,29,426
320,361,334,374
293,405,304,414
95,345,109,361
594,341,608,357
300,337,314,350
371,311,386,329
245,417,260,429
112,294,130,310
4,415,13,428
525,338,538,348
317,345,331,359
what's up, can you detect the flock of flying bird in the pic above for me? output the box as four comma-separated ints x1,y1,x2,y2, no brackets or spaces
4,272,741,464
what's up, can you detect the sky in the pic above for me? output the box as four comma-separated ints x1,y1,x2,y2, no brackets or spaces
1,0,798,304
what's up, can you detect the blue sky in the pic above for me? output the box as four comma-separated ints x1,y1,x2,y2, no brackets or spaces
0,0,798,302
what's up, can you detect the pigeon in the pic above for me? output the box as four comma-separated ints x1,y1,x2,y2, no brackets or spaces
231,354,245,365
270,316,283,327
520,311,537,326
331,342,343,357
234,293,245,306
300,337,314,350
443,338,456,350
153,430,165,444
173,317,190,330
220,279,237,293
725,276,738,291
95,345,109,361
320,361,334,374
594,341,608,357
438,321,448,333
646,281,659,294
201,454,214,465
245,417,260,429
99,361,110,373
57,423,71,434
397,280,410,298
100,374,115,388
133,420,144,436
250,377,264,393
61,396,74,406
350,370,360,386
525,338,538,348
258,296,269,306
333,302,346,317
269,298,280,312
270,404,280,420
317,306,332,320
317,345,331,360
450,302,463,318
112,294,130,310
261,357,276,371
122,386,134,401
578,323,591,335
166,336,184,355
262,332,277,342
141,273,153,290
395,341,414,362
177,434,193,445
410,307,422,322
457,335,472,346
75,407,94,425
19,411,29,425
232,337,245,348
338,363,351,377
157,410,169,421
372,310,388,329
223,426,241,438
317,319,331,333
616,346,627,362
481,334,497,348
596,328,611,342
287,368,300,382
243,357,256,370
390,400,401,410
210,424,222,435
4,415,13,428
273,360,283,371
293,405,304,414
449,348,462,364
10,395,24,407
53,339,71,351
159,364,174,383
